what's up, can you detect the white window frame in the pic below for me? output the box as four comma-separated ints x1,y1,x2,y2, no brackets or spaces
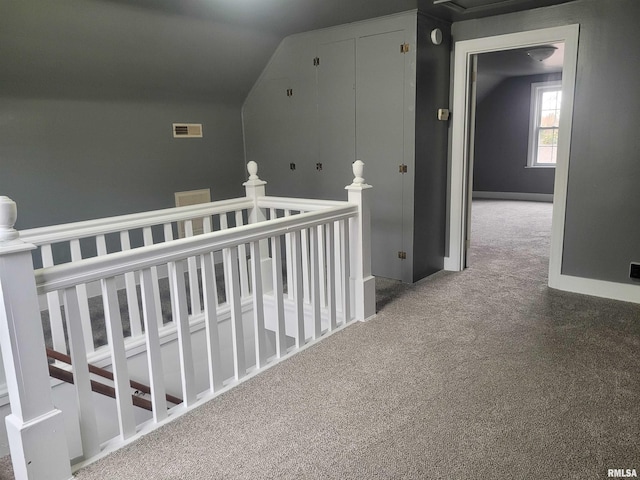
527,80,562,168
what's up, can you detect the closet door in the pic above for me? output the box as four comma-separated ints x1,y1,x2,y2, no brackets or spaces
356,30,406,281
244,76,317,199
317,38,356,200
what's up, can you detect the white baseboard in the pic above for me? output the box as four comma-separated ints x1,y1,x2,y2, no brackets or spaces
552,274,640,305
444,256,639,304
473,191,554,202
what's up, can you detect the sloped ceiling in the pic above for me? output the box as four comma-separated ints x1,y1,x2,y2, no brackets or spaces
476,43,564,101
0,0,576,103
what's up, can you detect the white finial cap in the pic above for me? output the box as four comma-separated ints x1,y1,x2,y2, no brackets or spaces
0,196,19,242
352,160,365,185
247,161,259,180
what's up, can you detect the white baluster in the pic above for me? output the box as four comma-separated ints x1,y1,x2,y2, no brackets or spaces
317,224,327,308
284,210,294,300
250,241,267,368
163,223,174,241
119,231,143,338
292,230,305,347
142,227,164,329
202,215,212,234
63,286,100,459
201,252,223,392
225,246,246,380
333,221,343,319
219,213,232,304
168,260,196,407
41,244,67,353
236,210,250,298
184,220,203,316
326,221,337,331
301,227,310,303
139,268,168,422
101,276,136,440
96,234,107,256
340,219,351,324
270,235,286,358
70,239,95,352
310,227,321,340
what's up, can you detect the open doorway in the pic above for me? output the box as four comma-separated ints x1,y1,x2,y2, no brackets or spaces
465,45,564,273
447,25,580,290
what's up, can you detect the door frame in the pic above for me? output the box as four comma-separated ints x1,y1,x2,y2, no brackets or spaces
445,24,580,289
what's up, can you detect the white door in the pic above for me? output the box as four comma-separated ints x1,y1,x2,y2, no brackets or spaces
356,30,406,280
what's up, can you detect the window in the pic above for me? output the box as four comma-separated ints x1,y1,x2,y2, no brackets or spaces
528,81,562,167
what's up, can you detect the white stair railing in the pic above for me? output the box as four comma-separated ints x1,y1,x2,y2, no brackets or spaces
0,161,375,479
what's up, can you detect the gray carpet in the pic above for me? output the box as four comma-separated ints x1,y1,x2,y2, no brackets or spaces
4,200,640,479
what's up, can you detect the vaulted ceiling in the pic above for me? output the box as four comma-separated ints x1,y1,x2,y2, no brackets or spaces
0,0,577,103
99,0,578,34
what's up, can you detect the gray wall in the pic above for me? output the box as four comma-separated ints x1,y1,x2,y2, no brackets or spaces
0,0,279,230
453,0,640,285
1,99,245,229
473,73,560,195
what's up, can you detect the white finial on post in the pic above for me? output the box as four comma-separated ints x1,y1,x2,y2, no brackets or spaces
243,161,271,291
352,160,365,186
0,196,19,242
244,161,266,188
247,161,259,181
345,161,375,322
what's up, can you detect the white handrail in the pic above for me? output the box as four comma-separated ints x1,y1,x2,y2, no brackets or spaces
36,204,358,294
21,198,254,245
257,196,351,211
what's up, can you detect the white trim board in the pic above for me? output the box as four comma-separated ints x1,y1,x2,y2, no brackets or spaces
553,275,640,305
447,24,580,289
472,191,553,202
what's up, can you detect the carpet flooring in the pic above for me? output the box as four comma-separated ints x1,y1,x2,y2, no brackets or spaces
4,200,640,479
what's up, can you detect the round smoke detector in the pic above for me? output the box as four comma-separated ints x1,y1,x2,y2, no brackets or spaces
430,28,443,45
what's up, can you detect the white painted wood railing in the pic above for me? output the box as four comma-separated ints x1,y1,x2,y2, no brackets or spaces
0,160,375,480
21,196,255,357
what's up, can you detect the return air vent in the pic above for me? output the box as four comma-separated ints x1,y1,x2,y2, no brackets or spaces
173,123,203,138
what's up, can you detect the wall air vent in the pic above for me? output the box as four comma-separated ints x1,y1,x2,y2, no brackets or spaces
173,123,203,138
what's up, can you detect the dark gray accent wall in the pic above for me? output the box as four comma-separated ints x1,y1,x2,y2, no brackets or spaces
473,73,560,195
453,0,640,285
413,13,451,281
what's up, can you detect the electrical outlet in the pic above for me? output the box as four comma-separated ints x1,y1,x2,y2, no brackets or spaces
630,263,640,281
316,163,323,171
290,163,296,170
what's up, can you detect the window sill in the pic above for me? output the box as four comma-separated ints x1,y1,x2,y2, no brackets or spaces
525,165,556,169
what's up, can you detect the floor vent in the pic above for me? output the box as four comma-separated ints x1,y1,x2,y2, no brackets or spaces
173,123,203,138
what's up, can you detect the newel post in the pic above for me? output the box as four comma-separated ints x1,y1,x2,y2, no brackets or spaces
243,162,273,291
346,161,376,322
0,197,72,480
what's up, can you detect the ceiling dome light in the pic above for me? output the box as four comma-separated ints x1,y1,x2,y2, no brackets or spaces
527,46,558,62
